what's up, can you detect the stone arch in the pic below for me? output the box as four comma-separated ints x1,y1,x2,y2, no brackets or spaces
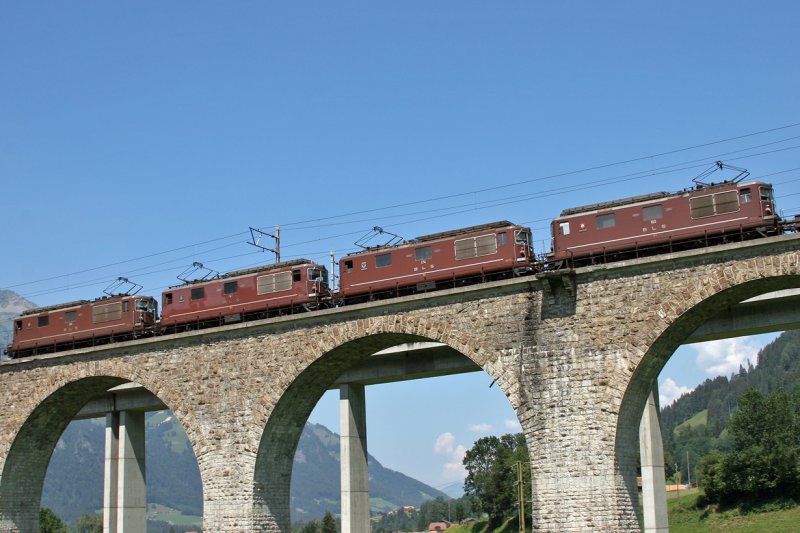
614,269,800,526
0,376,128,531
0,364,207,533
250,313,513,532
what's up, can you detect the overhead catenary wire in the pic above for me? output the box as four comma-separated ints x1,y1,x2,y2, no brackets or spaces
4,122,800,302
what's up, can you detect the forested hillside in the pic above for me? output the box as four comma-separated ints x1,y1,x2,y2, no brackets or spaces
660,330,800,480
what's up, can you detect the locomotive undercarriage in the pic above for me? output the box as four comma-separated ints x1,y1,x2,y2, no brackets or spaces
339,267,534,306
6,329,153,360
159,300,329,336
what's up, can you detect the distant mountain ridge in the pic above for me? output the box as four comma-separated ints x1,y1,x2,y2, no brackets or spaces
43,416,448,527
0,289,36,354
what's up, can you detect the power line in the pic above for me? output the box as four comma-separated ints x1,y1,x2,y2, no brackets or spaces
5,123,800,299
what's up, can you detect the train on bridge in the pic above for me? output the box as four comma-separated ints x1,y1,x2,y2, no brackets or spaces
5,175,798,359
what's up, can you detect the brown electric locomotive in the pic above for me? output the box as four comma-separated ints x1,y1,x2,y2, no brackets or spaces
7,294,159,358
338,221,535,302
160,259,330,332
548,180,779,266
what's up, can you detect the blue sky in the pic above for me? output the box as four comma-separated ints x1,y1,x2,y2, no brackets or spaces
2,2,800,492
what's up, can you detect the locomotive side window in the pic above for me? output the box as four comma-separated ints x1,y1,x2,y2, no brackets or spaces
308,268,327,283
344,260,354,273
136,300,154,312
165,293,173,305
293,270,302,282
497,232,508,246
642,205,663,220
376,253,392,267
740,188,752,203
224,281,238,295
123,301,130,313
38,315,49,327
15,320,21,331
559,222,570,236
65,310,77,323
191,288,205,300
760,187,773,202
596,213,616,229
415,246,432,260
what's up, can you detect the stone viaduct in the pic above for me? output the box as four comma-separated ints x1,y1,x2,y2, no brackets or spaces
1,233,799,532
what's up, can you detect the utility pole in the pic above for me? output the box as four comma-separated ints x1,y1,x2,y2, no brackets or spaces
248,225,281,263
515,461,526,533
686,451,691,487
330,250,337,292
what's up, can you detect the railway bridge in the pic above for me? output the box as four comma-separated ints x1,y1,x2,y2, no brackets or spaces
1,234,800,532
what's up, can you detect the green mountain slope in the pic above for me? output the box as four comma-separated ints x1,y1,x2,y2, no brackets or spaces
660,330,800,478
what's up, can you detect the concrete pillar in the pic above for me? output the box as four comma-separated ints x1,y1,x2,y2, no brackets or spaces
639,388,668,533
103,412,120,532
103,411,146,533
340,383,370,533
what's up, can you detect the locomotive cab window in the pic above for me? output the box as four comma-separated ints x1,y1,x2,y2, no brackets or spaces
559,222,570,236
344,260,354,273
38,315,49,327
415,246,432,261
308,268,327,283
376,253,392,267
642,205,663,220
191,288,205,300
515,230,531,246
497,232,508,246
164,293,173,305
740,188,752,203
293,270,302,282
596,213,616,229
760,187,773,202
15,320,21,331
224,281,238,295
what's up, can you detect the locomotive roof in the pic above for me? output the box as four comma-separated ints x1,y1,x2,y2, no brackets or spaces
222,258,321,279
558,180,768,217
167,259,322,289
411,220,517,243
342,221,519,257
19,294,153,316
559,191,672,217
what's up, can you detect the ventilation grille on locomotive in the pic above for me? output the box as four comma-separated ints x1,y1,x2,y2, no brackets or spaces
257,271,293,295
689,190,740,219
454,234,498,260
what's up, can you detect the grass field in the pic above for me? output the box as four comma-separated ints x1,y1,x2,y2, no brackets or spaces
444,491,800,533
667,489,800,532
